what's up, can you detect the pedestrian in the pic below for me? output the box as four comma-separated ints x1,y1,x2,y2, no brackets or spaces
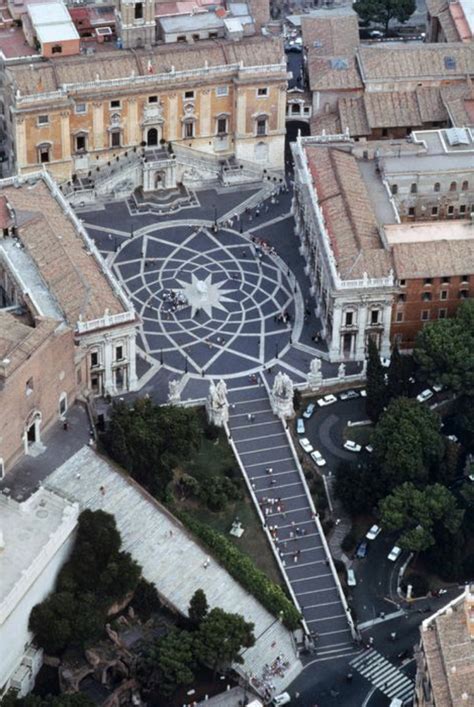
247,413,252,422
63,420,68,431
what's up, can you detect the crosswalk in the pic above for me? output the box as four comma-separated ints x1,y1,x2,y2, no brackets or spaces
350,649,414,703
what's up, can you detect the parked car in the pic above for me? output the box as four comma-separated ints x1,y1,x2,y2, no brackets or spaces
273,693,291,706
302,403,316,419
433,383,444,393
359,389,367,397
388,545,402,562
339,389,359,401
347,568,357,587
417,388,434,403
296,418,305,435
317,394,337,407
299,437,313,454
365,444,374,453
380,356,391,367
356,541,368,559
344,440,362,453
310,450,326,467
366,524,382,541
447,434,459,443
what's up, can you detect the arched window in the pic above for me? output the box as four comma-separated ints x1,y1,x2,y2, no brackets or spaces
110,130,121,148
462,180,469,191
434,182,440,192
450,181,457,192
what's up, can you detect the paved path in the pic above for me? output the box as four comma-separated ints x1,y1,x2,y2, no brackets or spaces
227,380,356,662
349,649,414,704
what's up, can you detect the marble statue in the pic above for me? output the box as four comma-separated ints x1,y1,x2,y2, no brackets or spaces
270,371,294,418
307,357,323,391
206,379,229,427
168,379,181,404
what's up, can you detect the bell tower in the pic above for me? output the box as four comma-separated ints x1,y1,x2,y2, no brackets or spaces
116,0,155,49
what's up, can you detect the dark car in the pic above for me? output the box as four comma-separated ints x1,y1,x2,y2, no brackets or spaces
356,541,368,559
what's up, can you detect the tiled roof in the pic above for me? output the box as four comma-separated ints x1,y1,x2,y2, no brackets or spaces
338,95,370,136
308,53,362,91
441,82,474,126
8,36,284,95
0,313,59,376
393,238,474,278
301,9,359,57
304,145,391,279
310,111,341,136
3,180,126,324
357,43,474,82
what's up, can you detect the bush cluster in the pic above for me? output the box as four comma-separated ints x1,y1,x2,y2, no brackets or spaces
174,511,301,630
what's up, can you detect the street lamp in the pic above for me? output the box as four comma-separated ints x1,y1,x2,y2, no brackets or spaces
213,204,218,232
184,356,188,373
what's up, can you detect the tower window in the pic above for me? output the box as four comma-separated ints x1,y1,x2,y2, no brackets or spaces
217,117,227,135
135,2,143,19
75,134,86,152
38,144,50,163
256,118,267,136
184,121,194,138
110,131,121,148
110,100,121,109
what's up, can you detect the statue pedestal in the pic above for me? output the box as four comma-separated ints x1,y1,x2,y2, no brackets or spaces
307,372,323,392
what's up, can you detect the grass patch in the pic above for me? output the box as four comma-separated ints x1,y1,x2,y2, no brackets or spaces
343,424,374,446
173,410,282,586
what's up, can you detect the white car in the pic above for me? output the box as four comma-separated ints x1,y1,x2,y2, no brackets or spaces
296,418,305,435
359,389,367,398
366,524,382,541
299,437,313,454
317,394,337,407
347,568,357,587
344,440,362,453
302,403,316,419
417,389,434,403
339,389,359,401
310,450,326,467
447,434,458,443
388,546,402,562
273,693,291,706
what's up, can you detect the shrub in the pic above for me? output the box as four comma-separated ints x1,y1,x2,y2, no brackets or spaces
322,518,334,534
174,511,301,630
403,573,430,598
204,422,220,441
341,530,357,553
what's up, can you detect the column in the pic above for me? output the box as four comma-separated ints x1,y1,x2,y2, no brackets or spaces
127,98,139,146
60,112,71,161
355,305,368,360
329,305,342,361
380,302,393,358
235,88,247,136
102,339,114,394
199,89,211,138
277,84,287,132
92,102,104,151
15,117,28,170
127,331,138,391
167,94,178,140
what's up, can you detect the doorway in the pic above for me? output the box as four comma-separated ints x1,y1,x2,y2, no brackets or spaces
147,127,158,146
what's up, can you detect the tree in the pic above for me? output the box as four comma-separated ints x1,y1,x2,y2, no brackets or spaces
188,589,208,626
104,398,201,498
414,300,474,394
379,482,464,552
366,338,387,422
353,0,416,34
372,397,444,491
387,343,411,400
334,460,388,512
194,607,255,674
139,629,196,697
1,693,95,707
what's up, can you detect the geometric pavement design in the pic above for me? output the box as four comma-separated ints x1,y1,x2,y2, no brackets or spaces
113,223,304,379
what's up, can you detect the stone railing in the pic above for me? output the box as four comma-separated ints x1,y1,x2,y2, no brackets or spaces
76,310,136,334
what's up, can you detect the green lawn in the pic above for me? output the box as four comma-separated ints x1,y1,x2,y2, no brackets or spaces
343,423,374,446
175,418,283,585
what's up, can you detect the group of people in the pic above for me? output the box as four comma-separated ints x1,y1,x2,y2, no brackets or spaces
161,288,187,314
250,654,291,701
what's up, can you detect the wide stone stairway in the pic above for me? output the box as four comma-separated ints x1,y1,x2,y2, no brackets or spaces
227,379,356,662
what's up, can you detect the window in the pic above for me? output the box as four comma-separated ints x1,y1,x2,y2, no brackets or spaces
434,182,440,192
431,206,438,216
148,95,158,103
77,368,82,385
400,279,406,287
448,205,455,216
440,290,448,300
184,121,194,138
75,134,86,152
257,87,268,97
408,207,415,216
410,183,417,194
291,103,301,114
397,294,406,302
208,32,218,39
110,99,121,109
382,128,388,137
134,2,143,19
110,131,121,148
459,290,469,299
37,115,49,126
115,345,123,361
450,181,457,192
442,276,450,284
424,277,432,285
192,34,200,41
177,35,186,42
26,377,34,395
391,184,398,195
184,90,195,100
462,180,469,191
370,310,380,325
396,311,403,322
90,351,99,367
460,204,466,214
422,292,432,301
256,118,267,136
75,102,87,114
216,86,228,97
217,117,227,135
438,308,447,319
38,144,50,163
59,393,67,416
345,311,353,326
461,275,469,283
52,44,62,54
421,310,430,321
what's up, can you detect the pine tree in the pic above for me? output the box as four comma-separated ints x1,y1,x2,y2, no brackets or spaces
387,343,409,401
366,337,387,422
188,588,208,626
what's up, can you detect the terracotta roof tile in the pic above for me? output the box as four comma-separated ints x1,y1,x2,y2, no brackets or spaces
308,53,362,91
393,238,474,278
357,43,474,82
302,9,359,57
